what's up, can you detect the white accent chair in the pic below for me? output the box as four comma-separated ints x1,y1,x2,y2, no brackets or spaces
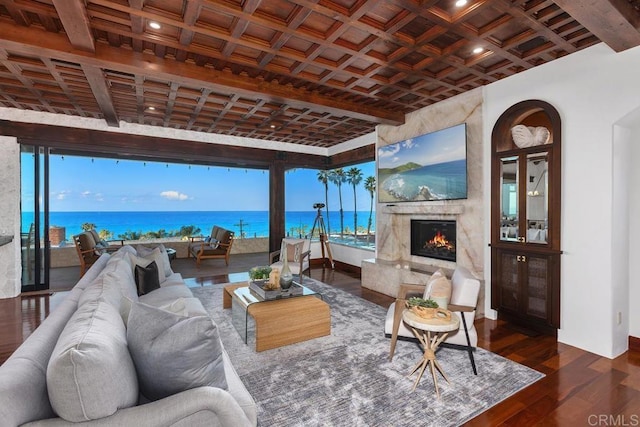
385,266,481,374
269,238,312,281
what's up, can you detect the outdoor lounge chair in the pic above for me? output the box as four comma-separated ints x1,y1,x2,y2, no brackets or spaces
73,230,123,277
188,226,234,266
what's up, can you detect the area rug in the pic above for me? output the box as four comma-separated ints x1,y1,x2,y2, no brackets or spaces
192,279,543,426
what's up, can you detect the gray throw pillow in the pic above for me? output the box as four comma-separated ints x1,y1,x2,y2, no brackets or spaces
134,260,160,296
126,302,228,401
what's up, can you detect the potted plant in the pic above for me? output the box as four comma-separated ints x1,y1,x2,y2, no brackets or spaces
249,266,272,282
405,297,451,320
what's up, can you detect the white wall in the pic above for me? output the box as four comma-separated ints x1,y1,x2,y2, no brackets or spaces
621,113,640,340
484,43,640,358
0,137,22,298
612,125,631,356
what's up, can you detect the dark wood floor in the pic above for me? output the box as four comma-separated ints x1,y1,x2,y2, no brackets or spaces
2,262,639,426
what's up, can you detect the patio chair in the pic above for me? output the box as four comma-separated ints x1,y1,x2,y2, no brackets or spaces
73,230,123,277
188,226,234,266
269,238,311,282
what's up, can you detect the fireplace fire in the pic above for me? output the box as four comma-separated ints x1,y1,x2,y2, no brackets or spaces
411,220,456,262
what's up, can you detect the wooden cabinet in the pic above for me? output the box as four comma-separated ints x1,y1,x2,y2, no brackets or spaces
490,100,561,335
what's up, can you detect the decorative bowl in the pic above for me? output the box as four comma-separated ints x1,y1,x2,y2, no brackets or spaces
406,301,452,320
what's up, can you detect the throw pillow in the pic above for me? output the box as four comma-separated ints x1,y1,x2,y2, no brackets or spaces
135,244,173,278
127,302,228,401
47,300,138,422
423,269,452,308
129,248,166,283
134,260,161,296
285,242,304,262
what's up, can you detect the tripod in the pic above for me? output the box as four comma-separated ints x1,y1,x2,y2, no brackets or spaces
310,207,334,269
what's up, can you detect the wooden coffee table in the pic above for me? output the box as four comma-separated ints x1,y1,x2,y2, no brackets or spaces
223,282,331,352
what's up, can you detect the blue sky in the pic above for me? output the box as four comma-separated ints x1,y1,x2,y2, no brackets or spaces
377,123,466,168
41,155,375,212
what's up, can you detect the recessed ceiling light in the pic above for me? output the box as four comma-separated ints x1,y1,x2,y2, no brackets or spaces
147,106,156,111
455,0,468,7
473,47,484,54
270,124,276,129
149,21,161,30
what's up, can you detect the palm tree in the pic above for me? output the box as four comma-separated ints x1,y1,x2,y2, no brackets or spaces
346,167,363,241
329,168,346,238
364,176,376,241
81,222,96,231
316,170,331,236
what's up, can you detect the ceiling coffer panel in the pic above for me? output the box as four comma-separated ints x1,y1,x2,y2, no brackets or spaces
0,0,637,147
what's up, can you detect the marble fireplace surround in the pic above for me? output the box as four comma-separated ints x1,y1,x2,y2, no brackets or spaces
361,88,485,316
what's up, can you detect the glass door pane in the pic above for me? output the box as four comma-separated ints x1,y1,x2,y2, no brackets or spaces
20,145,50,291
526,152,548,244
500,156,519,242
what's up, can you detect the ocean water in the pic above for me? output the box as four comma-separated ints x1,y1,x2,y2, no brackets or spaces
23,210,376,240
380,159,467,201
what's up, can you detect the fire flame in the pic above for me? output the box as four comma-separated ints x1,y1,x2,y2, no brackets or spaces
425,231,454,251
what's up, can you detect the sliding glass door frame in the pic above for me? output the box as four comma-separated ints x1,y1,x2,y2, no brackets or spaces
21,144,50,292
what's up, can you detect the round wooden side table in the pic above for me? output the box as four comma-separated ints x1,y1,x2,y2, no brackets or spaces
402,308,460,398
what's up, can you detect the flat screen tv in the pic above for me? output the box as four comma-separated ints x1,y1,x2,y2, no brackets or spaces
377,123,467,203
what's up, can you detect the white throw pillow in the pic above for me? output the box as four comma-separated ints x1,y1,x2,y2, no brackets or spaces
135,244,173,278
423,269,452,302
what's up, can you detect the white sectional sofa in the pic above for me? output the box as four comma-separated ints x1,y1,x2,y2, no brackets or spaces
0,246,257,427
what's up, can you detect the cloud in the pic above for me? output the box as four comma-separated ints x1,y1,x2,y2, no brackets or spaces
54,190,71,200
378,144,400,158
81,191,92,198
160,190,189,201
401,138,416,149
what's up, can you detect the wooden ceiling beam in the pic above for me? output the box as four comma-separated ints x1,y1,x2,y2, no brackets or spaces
0,22,404,126
51,0,95,52
52,0,122,127
0,119,329,169
554,0,640,52
128,0,145,52
0,0,29,26
81,64,120,126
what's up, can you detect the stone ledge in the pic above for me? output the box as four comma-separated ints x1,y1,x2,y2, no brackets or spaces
361,258,454,298
380,203,465,215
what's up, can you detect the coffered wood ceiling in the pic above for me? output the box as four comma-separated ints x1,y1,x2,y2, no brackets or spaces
0,0,638,149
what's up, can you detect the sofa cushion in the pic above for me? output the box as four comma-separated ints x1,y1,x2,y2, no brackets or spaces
135,243,174,278
127,302,228,401
134,260,161,296
158,297,210,317
78,269,127,310
77,251,141,325
47,299,138,422
138,283,194,307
